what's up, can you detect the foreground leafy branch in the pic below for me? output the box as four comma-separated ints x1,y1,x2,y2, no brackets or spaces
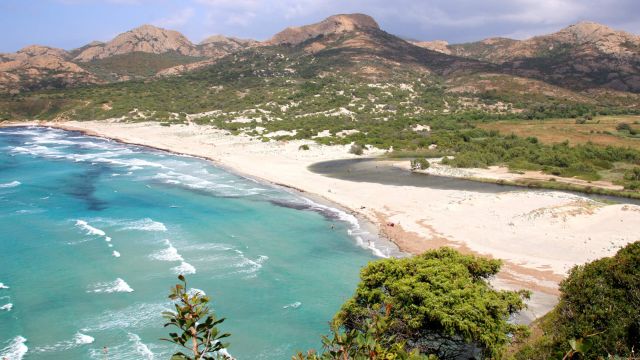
162,275,231,360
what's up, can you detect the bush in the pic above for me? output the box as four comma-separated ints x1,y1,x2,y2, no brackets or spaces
616,122,632,131
335,248,529,359
299,144,310,151
349,144,364,155
410,158,430,170
515,242,640,359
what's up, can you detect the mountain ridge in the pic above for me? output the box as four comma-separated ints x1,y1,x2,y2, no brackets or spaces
1,15,639,93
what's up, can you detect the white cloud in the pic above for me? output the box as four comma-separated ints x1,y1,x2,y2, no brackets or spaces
153,7,196,28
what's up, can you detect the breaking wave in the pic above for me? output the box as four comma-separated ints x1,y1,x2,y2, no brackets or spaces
88,278,134,293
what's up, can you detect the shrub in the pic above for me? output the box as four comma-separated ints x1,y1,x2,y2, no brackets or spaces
349,144,364,155
410,158,430,170
515,242,640,359
162,275,231,360
335,248,529,359
299,144,310,151
616,122,632,131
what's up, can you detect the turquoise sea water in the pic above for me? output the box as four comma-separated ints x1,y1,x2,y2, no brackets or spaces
0,126,382,359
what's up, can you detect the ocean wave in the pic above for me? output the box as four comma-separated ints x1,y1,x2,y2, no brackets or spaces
75,220,106,237
153,171,264,197
120,218,167,232
129,333,154,360
232,253,268,278
150,239,183,262
283,301,302,309
281,196,394,258
11,145,63,158
82,302,170,332
32,332,94,353
88,278,134,293
112,250,121,258
1,303,13,311
172,261,196,275
0,283,8,289
0,181,21,188
0,336,28,360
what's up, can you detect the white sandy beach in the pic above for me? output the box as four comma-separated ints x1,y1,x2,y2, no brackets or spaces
5,120,640,318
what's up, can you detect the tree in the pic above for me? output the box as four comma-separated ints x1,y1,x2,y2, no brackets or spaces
514,241,640,359
333,248,530,359
162,275,231,360
294,305,433,360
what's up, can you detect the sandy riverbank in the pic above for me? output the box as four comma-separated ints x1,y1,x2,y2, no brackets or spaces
5,120,640,320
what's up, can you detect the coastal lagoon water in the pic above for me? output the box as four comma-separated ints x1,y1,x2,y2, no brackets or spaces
0,127,380,359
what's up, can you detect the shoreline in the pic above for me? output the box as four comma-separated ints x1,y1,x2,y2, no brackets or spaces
5,120,640,322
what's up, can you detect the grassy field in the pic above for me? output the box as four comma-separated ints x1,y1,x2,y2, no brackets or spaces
478,115,640,150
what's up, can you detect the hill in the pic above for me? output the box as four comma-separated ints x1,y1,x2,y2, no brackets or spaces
413,22,640,92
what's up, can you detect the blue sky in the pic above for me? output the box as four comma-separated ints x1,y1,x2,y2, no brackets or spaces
1,0,640,52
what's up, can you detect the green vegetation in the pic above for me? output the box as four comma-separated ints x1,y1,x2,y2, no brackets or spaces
410,158,430,170
294,309,430,359
333,248,529,359
514,242,640,360
162,275,231,360
81,52,205,81
166,243,640,359
436,130,640,188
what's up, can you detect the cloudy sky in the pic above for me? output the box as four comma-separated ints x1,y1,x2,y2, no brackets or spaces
1,0,639,52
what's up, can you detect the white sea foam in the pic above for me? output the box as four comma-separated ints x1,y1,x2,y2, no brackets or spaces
0,303,13,311
74,333,95,345
172,261,196,275
105,236,112,242
121,218,167,232
153,171,263,197
112,251,121,258
234,254,268,278
0,181,21,188
82,302,170,333
88,278,134,293
75,220,106,237
283,301,302,309
32,332,95,353
0,283,8,289
150,240,183,262
0,336,28,360
129,333,155,359
299,196,393,258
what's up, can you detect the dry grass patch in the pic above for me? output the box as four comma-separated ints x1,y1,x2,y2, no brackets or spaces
479,115,640,150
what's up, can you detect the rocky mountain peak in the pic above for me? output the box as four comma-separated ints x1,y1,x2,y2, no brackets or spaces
73,24,199,62
266,13,380,45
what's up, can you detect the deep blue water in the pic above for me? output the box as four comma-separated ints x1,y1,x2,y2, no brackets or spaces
0,127,380,359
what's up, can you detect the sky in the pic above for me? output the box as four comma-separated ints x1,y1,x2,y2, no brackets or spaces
1,0,640,52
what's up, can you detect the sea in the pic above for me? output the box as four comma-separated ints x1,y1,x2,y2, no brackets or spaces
0,126,391,359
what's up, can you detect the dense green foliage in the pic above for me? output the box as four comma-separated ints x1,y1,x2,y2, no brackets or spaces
335,248,530,359
162,275,231,360
294,308,432,360
514,241,640,360
437,130,640,184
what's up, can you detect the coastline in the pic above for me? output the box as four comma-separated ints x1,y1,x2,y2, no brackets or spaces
4,120,640,321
